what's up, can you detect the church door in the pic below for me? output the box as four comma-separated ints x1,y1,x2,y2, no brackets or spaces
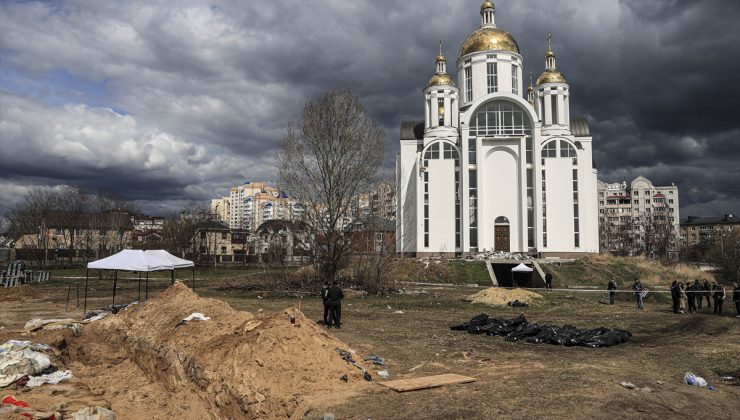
495,225,510,252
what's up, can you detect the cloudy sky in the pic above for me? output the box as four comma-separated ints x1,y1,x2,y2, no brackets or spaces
1,0,738,217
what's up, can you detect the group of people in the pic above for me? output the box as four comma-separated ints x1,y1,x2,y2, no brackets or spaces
321,281,344,328
605,278,740,317
669,279,734,315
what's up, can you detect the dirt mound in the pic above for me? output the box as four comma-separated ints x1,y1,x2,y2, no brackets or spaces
0,284,48,301
67,282,370,419
467,287,542,306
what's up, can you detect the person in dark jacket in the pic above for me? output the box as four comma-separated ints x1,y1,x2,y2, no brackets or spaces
545,273,553,292
633,279,644,309
607,277,618,305
670,280,680,314
694,279,703,309
713,282,726,315
327,281,344,328
686,282,696,313
703,280,712,309
321,282,330,325
733,282,740,318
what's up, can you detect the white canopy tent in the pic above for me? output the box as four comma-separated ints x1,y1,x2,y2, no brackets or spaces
84,249,194,312
511,263,534,273
510,263,534,288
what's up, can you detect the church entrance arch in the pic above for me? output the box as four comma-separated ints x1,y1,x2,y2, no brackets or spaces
494,216,510,252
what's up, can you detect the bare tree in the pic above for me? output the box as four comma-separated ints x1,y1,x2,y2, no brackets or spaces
277,90,385,283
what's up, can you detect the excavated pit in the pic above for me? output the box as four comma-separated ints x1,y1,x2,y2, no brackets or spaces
64,282,370,419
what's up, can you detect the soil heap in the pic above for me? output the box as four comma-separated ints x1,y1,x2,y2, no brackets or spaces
467,287,542,306
68,282,370,419
0,284,48,301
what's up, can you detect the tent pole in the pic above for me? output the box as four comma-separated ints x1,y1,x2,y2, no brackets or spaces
145,272,149,301
171,269,175,285
84,268,89,313
192,266,195,291
138,272,142,301
112,270,118,308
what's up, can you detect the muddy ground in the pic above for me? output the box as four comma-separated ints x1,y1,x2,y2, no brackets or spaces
1,278,738,419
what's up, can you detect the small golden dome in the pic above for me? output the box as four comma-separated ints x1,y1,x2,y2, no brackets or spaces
536,69,567,85
436,54,446,62
459,27,519,57
480,0,495,10
545,49,555,58
427,73,456,88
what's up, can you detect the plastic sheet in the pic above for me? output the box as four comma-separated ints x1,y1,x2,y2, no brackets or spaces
450,314,632,348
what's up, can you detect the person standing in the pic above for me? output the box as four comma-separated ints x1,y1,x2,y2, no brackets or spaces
327,281,344,328
713,282,726,315
732,282,740,318
545,272,553,292
321,282,331,326
703,279,712,309
670,281,679,314
678,282,687,314
633,279,644,310
686,281,696,313
607,277,618,305
694,279,703,310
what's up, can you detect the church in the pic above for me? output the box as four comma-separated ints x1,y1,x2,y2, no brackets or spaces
396,1,599,257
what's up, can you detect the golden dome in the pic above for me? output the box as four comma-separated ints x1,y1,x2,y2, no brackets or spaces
459,27,519,58
480,0,495,10
536,69,567,85
545,49,555,58
436,54,446,62
427,73,456,88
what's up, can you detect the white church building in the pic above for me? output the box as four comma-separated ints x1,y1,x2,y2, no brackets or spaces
396,1,599,257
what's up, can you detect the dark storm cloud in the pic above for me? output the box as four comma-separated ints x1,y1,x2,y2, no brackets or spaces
0,0,738,216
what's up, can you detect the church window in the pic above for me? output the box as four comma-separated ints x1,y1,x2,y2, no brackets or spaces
541,169,548,247
551,95,558,124
469,101,531,137
468,138,476,164
487,63,498,93
573,168,580,248
512,65,519,95
438,98,444,126
527,168,534,248
465,67,472,102
526,138,533,164
541,141,557,158
469,170,478,249
560,141,576,157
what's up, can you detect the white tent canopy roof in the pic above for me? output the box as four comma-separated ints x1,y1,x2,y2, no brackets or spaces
87,249,176,272
144,250,194,269
511,263,534,272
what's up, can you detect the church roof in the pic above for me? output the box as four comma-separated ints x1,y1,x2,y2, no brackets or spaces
400,121,424,140
570,116,590,137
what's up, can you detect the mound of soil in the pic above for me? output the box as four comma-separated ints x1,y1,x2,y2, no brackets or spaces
0,284,48,301
467,287,542,306
66,282,370,419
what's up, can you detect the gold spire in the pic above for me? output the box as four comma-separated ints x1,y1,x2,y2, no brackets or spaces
545,32,555,58
527,71,533,92
436,39,445,62
481,0,495,10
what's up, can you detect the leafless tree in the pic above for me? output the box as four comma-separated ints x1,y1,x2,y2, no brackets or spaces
277,90,385,283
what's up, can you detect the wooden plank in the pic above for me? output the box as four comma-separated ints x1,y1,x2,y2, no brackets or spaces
378,374,477,392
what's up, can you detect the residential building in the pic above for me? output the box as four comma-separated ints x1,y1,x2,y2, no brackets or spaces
210,181,303,231
396,2,599,257
681,214,738,248
597,176,680,257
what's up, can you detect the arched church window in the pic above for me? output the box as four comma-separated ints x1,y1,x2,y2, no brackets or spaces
495,216,510,224
541,140,557,158
560,140,576,158
423,141,459,167
469,101,532,137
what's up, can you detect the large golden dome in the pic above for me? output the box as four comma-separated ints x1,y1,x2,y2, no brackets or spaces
427,73,456,88
458,27,520,58
536,69,567,85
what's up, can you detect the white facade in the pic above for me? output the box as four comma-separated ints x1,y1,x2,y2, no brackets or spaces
396,2,599,257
